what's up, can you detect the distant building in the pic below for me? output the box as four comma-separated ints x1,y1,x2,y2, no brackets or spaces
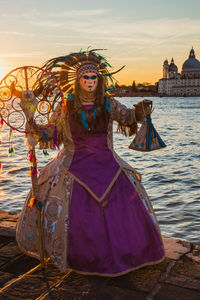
158,48,200,96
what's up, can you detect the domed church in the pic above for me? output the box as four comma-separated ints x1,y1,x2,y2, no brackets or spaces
158,48,200,96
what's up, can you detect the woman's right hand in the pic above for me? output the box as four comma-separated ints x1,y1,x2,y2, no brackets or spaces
134,99,152,122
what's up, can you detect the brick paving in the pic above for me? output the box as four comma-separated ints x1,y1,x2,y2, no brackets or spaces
0,210,200,300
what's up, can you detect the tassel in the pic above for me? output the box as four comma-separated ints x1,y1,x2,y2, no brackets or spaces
117,122,137,137
26,169,32,177
27,151,37,164
26,167,40,177
32,167,40,176
28,198,42,211
43,149,49,157
27,151,34,163
28,197,37,210
42,130,49,141
8,128,15,156
8,147,15,155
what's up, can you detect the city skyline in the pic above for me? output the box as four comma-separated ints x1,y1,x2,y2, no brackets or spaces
0,0,200,84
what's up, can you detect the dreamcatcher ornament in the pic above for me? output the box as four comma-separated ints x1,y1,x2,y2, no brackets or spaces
0,65,64,267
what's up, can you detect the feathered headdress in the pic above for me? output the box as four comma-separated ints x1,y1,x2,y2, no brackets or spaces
42,49,125,94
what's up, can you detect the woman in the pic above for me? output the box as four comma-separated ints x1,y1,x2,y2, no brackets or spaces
16,50,165,276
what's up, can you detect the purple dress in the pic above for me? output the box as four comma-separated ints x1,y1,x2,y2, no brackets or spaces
16,102,165,276
67,105,164,275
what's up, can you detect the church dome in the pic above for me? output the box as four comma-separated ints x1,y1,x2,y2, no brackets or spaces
182,48,200,71
168,58,178,73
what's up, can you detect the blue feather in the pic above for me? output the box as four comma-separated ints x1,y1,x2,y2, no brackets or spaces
42,130,49,141
64,93,74,100
105,88,115,93
105,97,111,112
81,111,89,130
93,107,97,120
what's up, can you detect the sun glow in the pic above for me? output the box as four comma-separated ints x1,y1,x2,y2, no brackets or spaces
0,65,5,81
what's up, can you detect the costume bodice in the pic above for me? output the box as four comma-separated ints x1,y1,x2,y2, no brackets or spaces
68,105,120,199
69,104,108,150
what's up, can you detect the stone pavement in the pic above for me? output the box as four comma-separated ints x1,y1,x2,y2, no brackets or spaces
0,210,200,300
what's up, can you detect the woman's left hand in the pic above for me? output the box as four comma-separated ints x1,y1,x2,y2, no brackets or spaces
20,90,38,121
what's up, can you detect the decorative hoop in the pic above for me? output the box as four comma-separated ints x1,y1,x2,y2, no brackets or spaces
0,66,64,134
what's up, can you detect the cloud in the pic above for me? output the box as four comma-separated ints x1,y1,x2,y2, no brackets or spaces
1,9,108,22
48,9,109,17
1,8,39,19
55,42,89,47
0,51,44,58
61,17,200,58
72,17,200,39
0,31,34,37
28,21,64,28
27,11,107,28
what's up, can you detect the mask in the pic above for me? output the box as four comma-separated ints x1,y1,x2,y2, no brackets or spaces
79,72,98,92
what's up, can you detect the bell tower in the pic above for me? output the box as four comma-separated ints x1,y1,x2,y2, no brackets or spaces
163,59,169,78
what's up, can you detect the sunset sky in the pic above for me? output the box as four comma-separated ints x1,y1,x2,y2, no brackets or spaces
0,0,200,84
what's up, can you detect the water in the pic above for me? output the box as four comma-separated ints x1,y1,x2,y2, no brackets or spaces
0,97,200,243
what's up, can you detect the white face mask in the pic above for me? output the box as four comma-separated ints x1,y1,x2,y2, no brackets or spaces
79,72,98,92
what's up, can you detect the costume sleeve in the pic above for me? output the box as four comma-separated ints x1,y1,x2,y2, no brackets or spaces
109,97,137,136
110,97,136,125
